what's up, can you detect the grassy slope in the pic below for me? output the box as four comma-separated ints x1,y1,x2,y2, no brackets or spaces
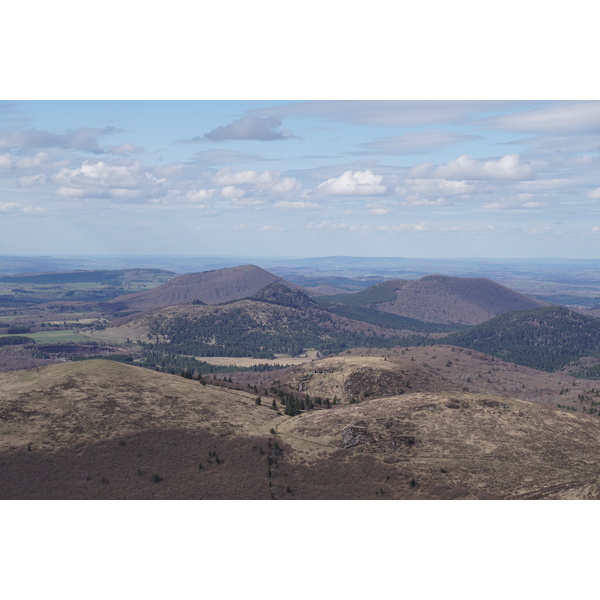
4,359,600,498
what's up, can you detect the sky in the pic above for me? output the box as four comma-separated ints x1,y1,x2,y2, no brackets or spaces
1,2,599,261
2,99,600,258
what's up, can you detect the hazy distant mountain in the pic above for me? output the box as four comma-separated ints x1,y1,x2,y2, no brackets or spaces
319,274,547,325
107,264,282,311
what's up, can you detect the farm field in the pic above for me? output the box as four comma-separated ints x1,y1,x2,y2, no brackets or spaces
1,330,86,343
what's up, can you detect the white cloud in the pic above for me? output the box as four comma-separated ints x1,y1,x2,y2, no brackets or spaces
366,202,391,215
0,201,21,213
0,153,13,168
182,189,214,203
213,168,275,186
56,186,89,197
220,186,245,199
384,223,427,232
482,194,547,210
360,130,480,155
17,173,47,186
480,101,600,135
274,200,319,210
396,196,451,207
270,177,302,194
0,201,43,215
16,152,50,168
400,178,475,195
587,187,600,199
431,154,535,181
317,169,386,196
54,160,144,188
229,197,267,206
108,143,144,156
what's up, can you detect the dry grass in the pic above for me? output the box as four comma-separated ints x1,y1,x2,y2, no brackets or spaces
339,344,600,411
4,359,600,499
0,359,282,454
194,356,314,367
274,355,459,403
276,391,600,499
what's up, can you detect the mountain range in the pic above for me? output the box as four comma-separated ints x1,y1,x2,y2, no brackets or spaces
4,263,600,499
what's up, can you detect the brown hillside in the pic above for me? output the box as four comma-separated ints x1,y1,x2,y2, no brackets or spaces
107,264,281,311
367,275,546,324
0,360,284,499
3,360,600,499
340,344,600,412
275,355,459,402
275,391,600,499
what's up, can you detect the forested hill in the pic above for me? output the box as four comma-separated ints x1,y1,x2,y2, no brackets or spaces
249,282,320,310
444,306,600,371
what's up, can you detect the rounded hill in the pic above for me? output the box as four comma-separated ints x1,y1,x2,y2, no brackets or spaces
276,355,459,402
107,264,282,311
320,274,547,325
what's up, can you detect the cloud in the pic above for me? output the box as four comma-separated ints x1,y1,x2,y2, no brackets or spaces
481,193,546,210
317,169,387,196
0,153,13,168
366,202,391,215
396,196,451,207
414,154,535,181
203,116,295,141
145,188,215,207
479,101,600,135
212,168,277,186
220,186,245,199
358,130,480,155
399,178,475,196
0,127,120,153
0,201,22,213
274,200,319,210
587,187,600,199
53,160,148,189
17,173,47,186
108,143,144,156
0,201,43,215
212,167,302,201
253,100,520,127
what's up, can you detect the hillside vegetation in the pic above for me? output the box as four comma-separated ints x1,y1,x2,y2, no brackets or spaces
142,299,412,359
445,306,600,371
5,360,600,499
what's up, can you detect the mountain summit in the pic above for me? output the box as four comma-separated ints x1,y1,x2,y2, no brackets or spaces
321,274,547,325
108,264,282,311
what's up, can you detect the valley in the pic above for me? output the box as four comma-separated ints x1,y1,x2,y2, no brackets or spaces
3,257,600,499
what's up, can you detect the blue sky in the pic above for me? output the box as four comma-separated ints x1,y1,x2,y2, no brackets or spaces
1,2,599,260
2,99,600,258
